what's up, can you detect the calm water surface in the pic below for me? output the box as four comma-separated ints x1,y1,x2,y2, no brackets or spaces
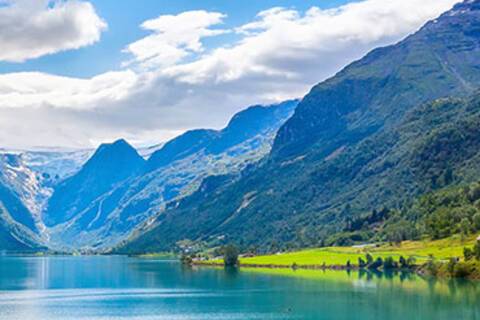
0,256,479,319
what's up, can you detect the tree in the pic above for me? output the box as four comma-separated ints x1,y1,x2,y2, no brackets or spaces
474,241,480,261
463,247,474,261
473,212,480,231
447,258,457,277
358,257,367,268
346,260,352,269
383,257,397,269
366,253,374,265
180,254,193,266
460,218,471,237
368,257,383,270
426,255,439,276
223,244,239,267
407,256,417,267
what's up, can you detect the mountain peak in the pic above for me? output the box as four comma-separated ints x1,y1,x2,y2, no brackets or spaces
44,138,145,227
89,139,143,166
96,138,134,153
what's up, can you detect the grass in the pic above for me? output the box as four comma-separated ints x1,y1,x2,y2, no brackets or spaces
203,236,478,267
137,252,177,259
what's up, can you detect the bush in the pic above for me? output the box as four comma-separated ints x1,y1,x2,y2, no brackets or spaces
447,258,457,276
407,256,417,267
464,247,474,261
473,212,480,230
474,241,480,261
453,262,472,278
426,255,439,276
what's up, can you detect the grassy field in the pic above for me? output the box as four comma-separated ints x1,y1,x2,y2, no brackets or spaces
137,253,177,259
220,236,478,267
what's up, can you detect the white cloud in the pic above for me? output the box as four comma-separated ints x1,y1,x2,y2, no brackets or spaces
0,70,140,109
166,0,460,86
0,0,106,62
0,0,461,148
123,10,228,69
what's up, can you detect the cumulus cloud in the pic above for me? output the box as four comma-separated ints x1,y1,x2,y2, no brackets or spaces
166,0,460,87
0,0,460,148
0,0,106,62
123,10,228,69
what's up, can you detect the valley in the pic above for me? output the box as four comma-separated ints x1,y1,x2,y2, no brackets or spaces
2,1,480,267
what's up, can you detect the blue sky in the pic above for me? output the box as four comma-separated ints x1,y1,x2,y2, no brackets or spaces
0,0,459,148
0,0,358,78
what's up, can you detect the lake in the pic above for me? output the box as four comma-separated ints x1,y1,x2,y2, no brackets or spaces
0,256,478,320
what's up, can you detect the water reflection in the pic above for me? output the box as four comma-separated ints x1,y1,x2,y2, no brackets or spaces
0,256,478,320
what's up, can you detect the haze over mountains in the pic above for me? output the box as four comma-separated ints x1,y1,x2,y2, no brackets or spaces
1,0,480,254
0,100,297,251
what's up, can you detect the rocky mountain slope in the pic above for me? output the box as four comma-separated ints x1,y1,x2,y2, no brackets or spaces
0,149,91,251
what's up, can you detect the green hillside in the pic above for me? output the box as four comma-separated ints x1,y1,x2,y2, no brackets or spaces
117,1,480,255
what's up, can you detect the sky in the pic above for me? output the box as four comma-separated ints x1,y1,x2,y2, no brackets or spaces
0,0,461,149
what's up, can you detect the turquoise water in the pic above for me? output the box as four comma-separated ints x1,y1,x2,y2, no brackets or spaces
0,256,479,320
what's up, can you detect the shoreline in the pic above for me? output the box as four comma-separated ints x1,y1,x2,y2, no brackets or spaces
191,260,480,280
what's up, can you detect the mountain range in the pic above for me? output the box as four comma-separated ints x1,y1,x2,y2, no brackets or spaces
0,100,297,251
2,0,480,254
116,0,480,253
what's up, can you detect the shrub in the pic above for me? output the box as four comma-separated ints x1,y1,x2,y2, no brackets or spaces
453,262,472,278
426,255,439,276
447,258,457,276
473,212,480,230
464,247,474,261
474,241,480,261
407,256,417,267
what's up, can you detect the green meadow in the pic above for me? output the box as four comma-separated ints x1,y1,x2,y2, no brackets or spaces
203,236,478,267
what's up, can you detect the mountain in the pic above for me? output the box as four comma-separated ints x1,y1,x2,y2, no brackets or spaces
0,147,92,251
0,154,46,251
147,130,218,170
117,0,480,253
147,101,298,170
44,100,297,250
0,206,43,252
273,0,480,159
44,139,145,228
